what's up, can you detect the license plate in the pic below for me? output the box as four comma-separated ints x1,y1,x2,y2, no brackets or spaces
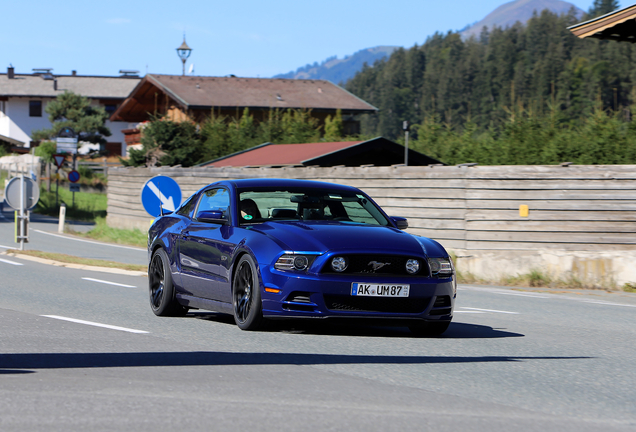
351,283,410,297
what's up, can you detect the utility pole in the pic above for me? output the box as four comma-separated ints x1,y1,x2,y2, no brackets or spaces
403,121,410,166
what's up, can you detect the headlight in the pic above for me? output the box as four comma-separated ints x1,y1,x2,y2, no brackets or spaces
275,253,317,272
331,256,348,272
428,257,453,277
405,259,420,274
293,255,309,270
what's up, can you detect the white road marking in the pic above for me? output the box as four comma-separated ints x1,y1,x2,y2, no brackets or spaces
82,277,137,288
454,310,486,314
582,300,636,308
460,307,519,314
0,257,23,266
34,230,145,251
41,315,149,334
493,291,549,299
459,285,636,310
0,244,16,249
459,286,549,298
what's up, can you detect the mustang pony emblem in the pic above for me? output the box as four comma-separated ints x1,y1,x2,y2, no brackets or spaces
368,261,391,271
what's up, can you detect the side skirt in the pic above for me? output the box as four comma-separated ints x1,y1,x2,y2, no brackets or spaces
176,294,233,315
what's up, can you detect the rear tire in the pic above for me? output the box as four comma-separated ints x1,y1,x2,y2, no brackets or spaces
149,248,187,317
232,255,263,330
409,321,450,337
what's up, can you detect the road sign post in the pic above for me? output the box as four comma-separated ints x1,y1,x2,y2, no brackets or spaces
4,175,39,250
56,127,78,207
53,154,66,207
56,127,78,154
141,176,182,218
68,170,80,207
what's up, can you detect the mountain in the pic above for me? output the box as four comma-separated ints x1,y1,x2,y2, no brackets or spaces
273,46,398,84
461,0,584,39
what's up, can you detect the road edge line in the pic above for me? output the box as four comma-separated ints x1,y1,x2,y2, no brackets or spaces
0,251,147,277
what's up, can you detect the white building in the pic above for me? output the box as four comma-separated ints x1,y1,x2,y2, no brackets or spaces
0,66,140,156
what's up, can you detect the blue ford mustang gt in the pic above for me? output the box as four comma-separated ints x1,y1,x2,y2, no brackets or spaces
147,178,456,336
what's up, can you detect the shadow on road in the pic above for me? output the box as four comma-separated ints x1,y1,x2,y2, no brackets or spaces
188,312,523,339
0,351,591,371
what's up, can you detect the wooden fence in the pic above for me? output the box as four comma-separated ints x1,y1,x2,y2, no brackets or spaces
108,164,636,253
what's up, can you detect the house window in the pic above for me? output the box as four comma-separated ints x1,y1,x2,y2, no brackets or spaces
104,104,117,115
29,101,42,117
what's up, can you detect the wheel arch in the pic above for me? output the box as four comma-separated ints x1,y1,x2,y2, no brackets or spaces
230,248,263,295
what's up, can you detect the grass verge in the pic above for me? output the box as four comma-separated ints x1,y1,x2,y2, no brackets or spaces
68,217,148,248
37,185,107,221
9,249,146,272
623,283,636,293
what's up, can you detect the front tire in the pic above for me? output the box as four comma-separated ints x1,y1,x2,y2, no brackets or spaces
409,321,450,337
232,255,263,330
149,248,187,317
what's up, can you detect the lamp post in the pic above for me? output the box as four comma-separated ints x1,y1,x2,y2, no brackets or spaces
176,37,192,76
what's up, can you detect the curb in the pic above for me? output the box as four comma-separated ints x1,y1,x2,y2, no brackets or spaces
1,251,147,277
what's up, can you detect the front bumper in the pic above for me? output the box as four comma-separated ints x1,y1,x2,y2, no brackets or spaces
260,266,455,321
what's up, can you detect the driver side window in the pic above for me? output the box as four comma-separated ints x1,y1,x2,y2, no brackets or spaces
196,188,230,219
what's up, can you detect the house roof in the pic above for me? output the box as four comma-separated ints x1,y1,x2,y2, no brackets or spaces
568,4,636,42
199,137,444,168
0,73,141,99
111,74,377,121
206,141,361,167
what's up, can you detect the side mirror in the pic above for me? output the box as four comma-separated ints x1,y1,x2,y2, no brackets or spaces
390,216,408,230
198,210,227,223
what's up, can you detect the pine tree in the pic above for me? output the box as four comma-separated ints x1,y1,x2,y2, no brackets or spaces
31,91,111,148
586,0,620,19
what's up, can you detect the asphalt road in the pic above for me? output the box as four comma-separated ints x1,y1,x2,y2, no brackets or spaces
0,199,147,266
1,200,635,430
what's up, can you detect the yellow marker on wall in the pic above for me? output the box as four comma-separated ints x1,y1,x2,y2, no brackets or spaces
519,205,529,217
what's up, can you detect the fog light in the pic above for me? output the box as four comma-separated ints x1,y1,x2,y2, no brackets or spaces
405,259,420,274
294,255,309,270
331,256,348,272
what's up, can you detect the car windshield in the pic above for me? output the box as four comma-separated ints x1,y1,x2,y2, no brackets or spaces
238,187,389,226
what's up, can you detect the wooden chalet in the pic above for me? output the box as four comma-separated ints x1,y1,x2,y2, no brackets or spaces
111,74,378,147
569,4,636,42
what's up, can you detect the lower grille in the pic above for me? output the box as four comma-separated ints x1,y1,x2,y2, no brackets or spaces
324,295,430,314
430,296,452,316
434,296,451,307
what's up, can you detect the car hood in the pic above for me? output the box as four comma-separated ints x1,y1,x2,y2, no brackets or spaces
250,221,446,257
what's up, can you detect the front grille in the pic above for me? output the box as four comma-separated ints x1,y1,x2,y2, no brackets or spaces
321,254,429,277
324,295,430,314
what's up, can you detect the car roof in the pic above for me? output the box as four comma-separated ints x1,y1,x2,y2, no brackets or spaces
224,178,361,192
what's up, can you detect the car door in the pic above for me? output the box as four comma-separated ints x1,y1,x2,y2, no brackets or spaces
178,187,231,302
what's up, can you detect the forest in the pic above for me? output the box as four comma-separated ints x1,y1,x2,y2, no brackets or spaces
344,1,636,165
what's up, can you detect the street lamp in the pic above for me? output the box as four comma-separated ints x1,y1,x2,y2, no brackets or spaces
176,37,192,76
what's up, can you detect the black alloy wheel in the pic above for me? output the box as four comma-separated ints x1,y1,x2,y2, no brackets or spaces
149,248,187,317
232,255,263,330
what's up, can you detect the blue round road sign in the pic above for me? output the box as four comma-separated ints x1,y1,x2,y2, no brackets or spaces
68,170,80,183
141,175,182,217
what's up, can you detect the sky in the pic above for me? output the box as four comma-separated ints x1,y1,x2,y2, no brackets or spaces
2,0,598,79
